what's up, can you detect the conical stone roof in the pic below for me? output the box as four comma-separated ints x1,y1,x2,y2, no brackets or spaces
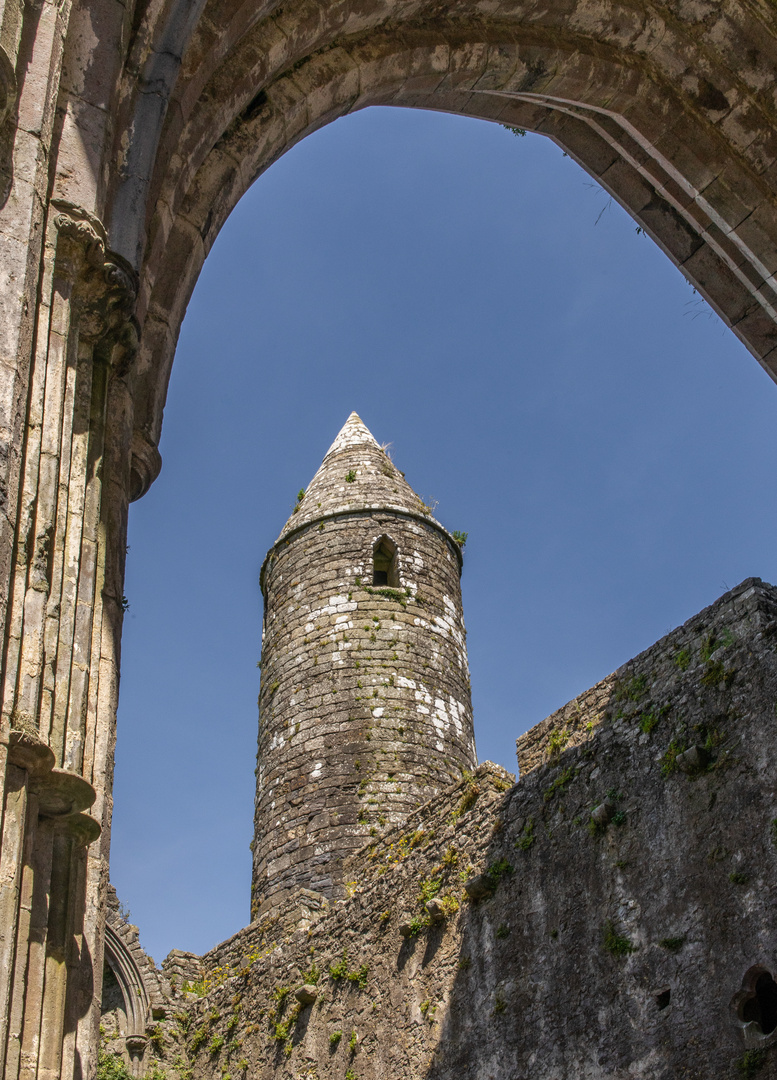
277,412,439,540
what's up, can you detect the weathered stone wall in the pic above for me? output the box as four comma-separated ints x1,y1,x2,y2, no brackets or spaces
7,0,777,1070
143,577,777,1080
254,416,475,916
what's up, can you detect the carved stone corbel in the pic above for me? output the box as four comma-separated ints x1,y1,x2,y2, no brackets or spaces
129,430,162,502
3,721,101,842
6,728,55,777
52,203,140,376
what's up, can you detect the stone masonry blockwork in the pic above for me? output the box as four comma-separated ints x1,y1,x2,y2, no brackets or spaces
136,577,777,1079
252,414,476,915
9,0,777,1069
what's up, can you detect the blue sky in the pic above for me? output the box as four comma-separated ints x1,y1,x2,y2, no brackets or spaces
113,106,777,964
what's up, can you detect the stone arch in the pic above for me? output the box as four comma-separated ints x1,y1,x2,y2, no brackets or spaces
100,889,169,1076
4,1,777,1076
95,0,777,456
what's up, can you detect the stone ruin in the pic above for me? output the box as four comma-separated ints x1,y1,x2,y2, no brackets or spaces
252,413,475,916
4,0,777,1073
99,417,777,1079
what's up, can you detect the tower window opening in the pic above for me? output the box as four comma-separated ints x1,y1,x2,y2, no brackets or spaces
373,537,399,587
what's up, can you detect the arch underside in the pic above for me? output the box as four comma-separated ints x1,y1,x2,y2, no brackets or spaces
99,0,777,455
103,924,150,1037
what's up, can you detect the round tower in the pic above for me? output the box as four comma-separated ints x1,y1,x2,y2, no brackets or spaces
252,413,476,916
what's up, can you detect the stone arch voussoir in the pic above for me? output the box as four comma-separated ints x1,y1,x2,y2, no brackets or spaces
130,26,777,446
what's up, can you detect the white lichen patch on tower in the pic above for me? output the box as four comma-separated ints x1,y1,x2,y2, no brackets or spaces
252,413,476,918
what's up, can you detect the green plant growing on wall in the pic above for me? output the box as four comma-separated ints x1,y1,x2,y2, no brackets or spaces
189,1027,209,1054
348,1030,358,1052
405,914,427,936
515,817,535,850
700,630,731,661
486,858,514,884
329,950,369,988
452,531,468,547
615,674,648,703
438,894,460,917
543,765,577,802
701,659,736,688
450,774,481,823
364,585,409,605
674,648,691,671
96,1048,133,1080
418,876,441,905
603,920,636,957
272,1017,292,1042
547,727,569,758
638,705,666,734
659,935,686,952
329,1030,342,1047
737,1048,767,1077
729,871,749,885
349,964,370,988
148,1026,164,1053
442,846,458,866
660,739,684,777
173,1054,193,1080
345,470,356,482
208,1035,224,1055
174,1012,191,1035
302,960,321,984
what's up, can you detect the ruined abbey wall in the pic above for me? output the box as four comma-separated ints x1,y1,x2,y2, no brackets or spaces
131,577,777,1080
6,0,777,1072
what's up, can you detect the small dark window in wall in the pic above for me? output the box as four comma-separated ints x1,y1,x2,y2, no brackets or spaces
655,989,671,1011
743,972,777,1035
373,537,398,587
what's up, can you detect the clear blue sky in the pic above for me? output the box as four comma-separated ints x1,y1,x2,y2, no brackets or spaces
112,106,777,964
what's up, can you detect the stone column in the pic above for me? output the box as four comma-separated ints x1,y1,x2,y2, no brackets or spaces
0,200,139,1080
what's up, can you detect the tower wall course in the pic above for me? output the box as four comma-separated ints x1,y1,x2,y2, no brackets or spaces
252,417,476,916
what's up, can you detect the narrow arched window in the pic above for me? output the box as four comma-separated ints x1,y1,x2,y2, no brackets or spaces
373,537,398,587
